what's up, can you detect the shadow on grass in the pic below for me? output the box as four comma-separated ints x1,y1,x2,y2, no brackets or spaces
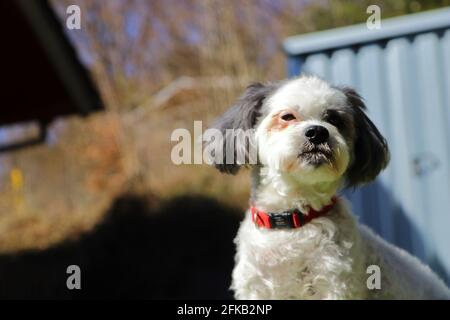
0,194,243,299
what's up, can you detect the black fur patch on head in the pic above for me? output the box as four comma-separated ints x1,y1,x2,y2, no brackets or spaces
340,87,390,187
205,82,280,174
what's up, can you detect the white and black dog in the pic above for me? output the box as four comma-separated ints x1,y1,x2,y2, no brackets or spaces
205,75,450,299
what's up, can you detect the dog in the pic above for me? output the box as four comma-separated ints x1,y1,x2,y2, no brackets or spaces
205,75,450,299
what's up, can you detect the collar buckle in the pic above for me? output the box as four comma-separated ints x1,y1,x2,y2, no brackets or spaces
251,196,337,229
269,212,296,229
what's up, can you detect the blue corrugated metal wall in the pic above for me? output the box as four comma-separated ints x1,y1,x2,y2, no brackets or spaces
284,8,450,284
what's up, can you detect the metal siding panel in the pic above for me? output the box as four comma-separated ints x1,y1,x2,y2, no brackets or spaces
283,8,450,56
356,44,395,240
442,30,450,150
327,49,365,222
384,38,426,255
287,55,303,78
395,37,431,262
330,49,358,86
303,53,330,79
404,36,435,263
414,33,450,281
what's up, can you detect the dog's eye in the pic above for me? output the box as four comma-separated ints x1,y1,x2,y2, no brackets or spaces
281,113,296,121
325,111,342,127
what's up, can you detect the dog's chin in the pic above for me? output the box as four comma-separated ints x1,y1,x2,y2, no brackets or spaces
286,149,346,183
298,150,333,168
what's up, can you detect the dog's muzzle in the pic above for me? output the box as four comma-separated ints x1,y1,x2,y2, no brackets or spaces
298,142,333,166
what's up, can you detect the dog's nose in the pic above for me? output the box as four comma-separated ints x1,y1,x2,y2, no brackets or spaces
305,125,329,144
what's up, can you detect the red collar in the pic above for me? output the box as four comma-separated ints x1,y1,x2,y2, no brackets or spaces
250,197,337,229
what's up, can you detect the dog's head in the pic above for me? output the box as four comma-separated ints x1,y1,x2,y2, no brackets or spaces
206,75,389,187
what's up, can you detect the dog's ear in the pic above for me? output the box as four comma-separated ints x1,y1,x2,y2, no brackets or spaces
205,82,277,174
342,87,390,187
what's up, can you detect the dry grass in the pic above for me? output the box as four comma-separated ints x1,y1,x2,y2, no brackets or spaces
0,113,127,253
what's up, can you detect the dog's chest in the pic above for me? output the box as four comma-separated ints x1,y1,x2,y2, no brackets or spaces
232,210,367,299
